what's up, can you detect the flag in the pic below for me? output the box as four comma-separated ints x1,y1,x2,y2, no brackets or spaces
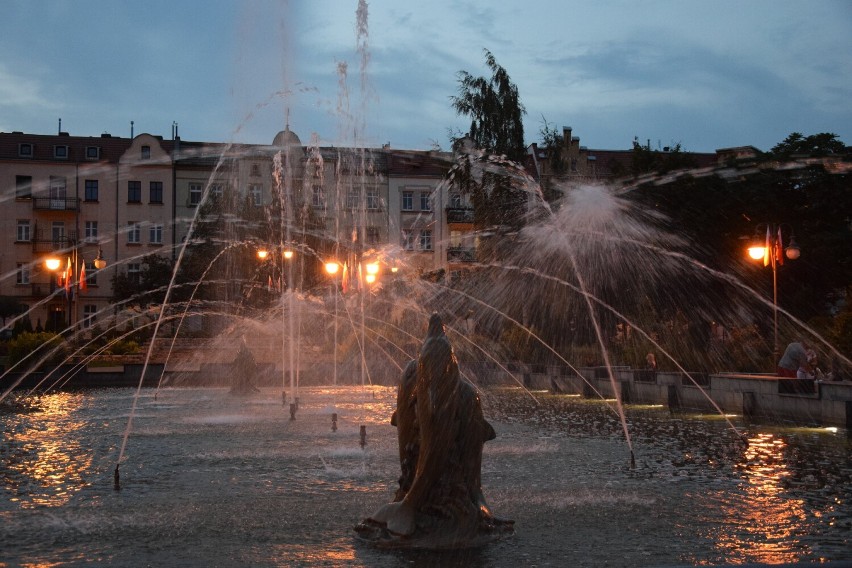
79,261,87,293
776,227,784,266
763,226,770,267
64,257,72,295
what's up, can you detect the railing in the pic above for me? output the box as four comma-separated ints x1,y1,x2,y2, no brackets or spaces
447,246,476,263
446,207,474,223
32,196,80,211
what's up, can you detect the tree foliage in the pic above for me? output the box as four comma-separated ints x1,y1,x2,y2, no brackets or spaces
770,132,846,160
450,49,526,162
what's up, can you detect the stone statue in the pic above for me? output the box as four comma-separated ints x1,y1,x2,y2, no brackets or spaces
355,313,514,549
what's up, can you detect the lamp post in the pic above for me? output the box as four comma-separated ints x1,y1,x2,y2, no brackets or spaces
324,261,340,388
747,223,801,359
44,246,107,331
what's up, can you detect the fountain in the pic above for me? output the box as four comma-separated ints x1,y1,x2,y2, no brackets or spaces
1,2,851,566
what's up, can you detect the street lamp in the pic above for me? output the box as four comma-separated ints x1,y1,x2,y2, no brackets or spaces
747,223,801,359
44,245,107,331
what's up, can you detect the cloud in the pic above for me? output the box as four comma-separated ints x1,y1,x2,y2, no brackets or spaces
0,63,55,110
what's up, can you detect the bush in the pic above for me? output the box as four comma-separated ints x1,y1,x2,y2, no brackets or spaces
5,332,69,370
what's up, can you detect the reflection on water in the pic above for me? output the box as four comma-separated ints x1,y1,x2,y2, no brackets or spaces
710,433,807,565
0,387,849,567
2,393,95,509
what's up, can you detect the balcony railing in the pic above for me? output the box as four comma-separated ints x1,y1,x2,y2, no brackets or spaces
446,207,474,224
31,230,79,254
32,196,80,211
447,246,476,263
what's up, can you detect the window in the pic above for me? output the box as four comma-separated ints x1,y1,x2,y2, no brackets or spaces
449,192,462,208
347,190,360,209
82,304,97,328
141,145,151,160
149,181,163,204
311,184,325,207
128,181,141,203
149,224,163,244
15,176,32,199
366,226,380,245
419,229,433,251
16,263,30,285
402,191,413,211
127,263,141,285
128,222,141,244
54,145,69,159
189,183,203,206
85,146,100,160
49,176,67,207
84,260,98,287
402,230,414,250
85,179,99,201
249,184,262,207
420,192,432,211
210,183,224,197
18,143,33,158
16,220,31,242
367,189,380,210
84,221,98,242
51,221,66,245
250,164,261,177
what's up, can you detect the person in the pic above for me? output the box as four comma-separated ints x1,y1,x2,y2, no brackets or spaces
777,340,812,378
645,352,657,371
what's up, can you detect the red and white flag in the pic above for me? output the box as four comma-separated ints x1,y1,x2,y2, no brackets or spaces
763,226,771,267
64,257,72,294
776,227,784,266
79,262,88,293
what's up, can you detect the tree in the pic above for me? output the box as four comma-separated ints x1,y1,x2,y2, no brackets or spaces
450,49,526,162
0,296,26,327
111,254,176,309
770,132,846,160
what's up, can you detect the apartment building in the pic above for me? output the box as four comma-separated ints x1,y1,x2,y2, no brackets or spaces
0,131,174,332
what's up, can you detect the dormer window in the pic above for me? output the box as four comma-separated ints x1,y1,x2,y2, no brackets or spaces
18,143,33,158
85,146,100,160
141,145,151,160
54,145,69,159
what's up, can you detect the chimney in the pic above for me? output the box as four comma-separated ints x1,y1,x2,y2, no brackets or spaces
131,121,135,138
58,117,62,134
563,126,572,150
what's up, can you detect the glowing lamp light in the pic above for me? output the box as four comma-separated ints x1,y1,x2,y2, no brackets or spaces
365,262,379,275
45,257,62,271
257,249,269,260
325,262,340,275
283,249,294,260
747,245,766,260
391,266,399,273
93,248,107,269
785,237,801,260
365,274,376,284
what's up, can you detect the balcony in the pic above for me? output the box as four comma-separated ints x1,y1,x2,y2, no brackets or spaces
447,246,476,263
446,207,474,224
32,196,80,212
31,230,79,255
